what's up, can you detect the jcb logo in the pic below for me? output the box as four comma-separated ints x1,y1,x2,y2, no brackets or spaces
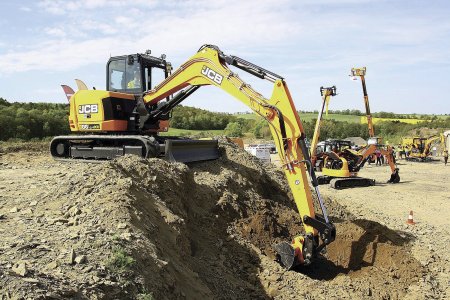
78,104,98,114
201,66,223,85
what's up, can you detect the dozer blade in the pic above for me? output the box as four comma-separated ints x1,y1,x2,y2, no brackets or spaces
164,139,219,163
274,242,298,270
330,177,375,189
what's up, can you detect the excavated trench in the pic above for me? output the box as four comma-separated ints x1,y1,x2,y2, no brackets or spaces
110,143,424,299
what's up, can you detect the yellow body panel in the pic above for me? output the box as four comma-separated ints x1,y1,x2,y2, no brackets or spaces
69,90,134,132
322,157,353,177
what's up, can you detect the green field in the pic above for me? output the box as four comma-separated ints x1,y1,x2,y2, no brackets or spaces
235,113,360,123
160,128,224,137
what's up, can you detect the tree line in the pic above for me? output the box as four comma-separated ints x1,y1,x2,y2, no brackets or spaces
0,99,249,141
239,117,450,143
0,98,70,141
170,106,237,130
1,97,448,142
300,109,440,120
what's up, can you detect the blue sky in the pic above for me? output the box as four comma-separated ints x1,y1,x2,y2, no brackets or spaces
0,0,449,114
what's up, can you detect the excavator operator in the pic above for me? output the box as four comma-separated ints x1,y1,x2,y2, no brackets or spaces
127,70,141,89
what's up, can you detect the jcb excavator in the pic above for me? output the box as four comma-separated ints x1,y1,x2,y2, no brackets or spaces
51,45,335,270
53,51,219,163
402,135,444,162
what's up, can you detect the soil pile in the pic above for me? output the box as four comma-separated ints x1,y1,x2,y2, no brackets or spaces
0,143,424,299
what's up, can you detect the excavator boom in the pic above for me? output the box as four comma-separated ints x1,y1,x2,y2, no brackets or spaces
142,45,335,268
351,67,375,137
310,86,336,169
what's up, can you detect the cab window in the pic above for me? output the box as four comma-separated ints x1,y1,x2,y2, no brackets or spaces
108,57,141,93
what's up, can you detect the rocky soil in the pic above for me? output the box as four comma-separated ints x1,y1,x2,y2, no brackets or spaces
0,142,448,299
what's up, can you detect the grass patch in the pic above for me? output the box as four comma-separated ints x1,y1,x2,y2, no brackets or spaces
137,292,154,300
106,247,136,273
160,128,224,137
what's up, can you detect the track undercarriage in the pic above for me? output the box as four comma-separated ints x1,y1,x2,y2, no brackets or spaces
50,135,219,163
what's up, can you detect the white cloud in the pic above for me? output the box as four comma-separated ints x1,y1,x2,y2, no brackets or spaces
2,1,449,76
2,0,450,113
45,27,67,38
0,1,303,73
20,6,32,12
37,0,157,15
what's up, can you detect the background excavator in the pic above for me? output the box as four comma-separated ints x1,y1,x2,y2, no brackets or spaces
444,130,450,154
401,135,445,162
349,67,400,184
310,69,400,189
310,86,375,188
51,44,336,270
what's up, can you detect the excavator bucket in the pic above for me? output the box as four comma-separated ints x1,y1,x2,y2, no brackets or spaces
164,139,219,163
274,242,297,270
387,168,400,183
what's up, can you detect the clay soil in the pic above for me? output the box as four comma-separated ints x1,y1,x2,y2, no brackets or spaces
0,142,448,299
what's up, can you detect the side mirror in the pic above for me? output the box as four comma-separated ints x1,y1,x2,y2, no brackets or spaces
127,55,134,65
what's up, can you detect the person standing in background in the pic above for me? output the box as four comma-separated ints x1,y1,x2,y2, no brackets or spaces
444,150,448,166
375,149,382,166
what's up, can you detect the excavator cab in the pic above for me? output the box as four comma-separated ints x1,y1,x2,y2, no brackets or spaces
412,137,427,153
106,51,171,95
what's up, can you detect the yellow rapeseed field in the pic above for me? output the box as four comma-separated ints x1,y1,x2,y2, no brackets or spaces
360,116,428,124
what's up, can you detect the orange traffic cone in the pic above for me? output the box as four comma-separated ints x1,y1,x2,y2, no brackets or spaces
406,211,415,225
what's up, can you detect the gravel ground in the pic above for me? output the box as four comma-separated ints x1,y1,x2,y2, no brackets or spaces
0,144,448,299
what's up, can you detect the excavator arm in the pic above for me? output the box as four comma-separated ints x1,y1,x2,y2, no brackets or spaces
310,86,337,168
142,45,335,269
423,135,441,157
351,67,375,137
357,145,400,183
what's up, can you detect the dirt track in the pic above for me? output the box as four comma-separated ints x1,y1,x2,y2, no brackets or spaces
0,144,448,299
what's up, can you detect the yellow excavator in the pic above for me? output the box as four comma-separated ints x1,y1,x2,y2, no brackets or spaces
51,44,335,270
55,51,220,163
310,87,376,188
443,130,450,154
350,67,399,184
402,135,444,162
310,69,400,189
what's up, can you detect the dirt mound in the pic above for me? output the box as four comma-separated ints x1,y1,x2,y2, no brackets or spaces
0,143,424,299
107,144,423,299
406,127,442,137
